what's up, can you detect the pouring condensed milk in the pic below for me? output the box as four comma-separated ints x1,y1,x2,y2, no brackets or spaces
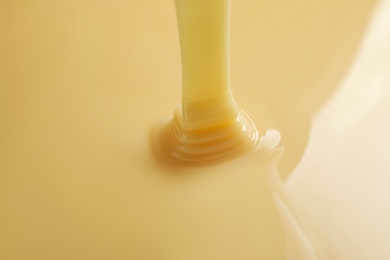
152,0,267,165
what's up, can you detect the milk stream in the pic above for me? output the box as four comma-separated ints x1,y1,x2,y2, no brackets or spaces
153,0,260,165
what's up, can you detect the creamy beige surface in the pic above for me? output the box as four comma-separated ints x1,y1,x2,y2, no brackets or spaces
285,1,390,259
0,0,385,259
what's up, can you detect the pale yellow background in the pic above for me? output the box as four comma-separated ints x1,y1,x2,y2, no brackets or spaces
0,1,381,259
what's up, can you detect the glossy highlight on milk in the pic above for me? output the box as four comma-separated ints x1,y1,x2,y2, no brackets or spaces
152,0,260,165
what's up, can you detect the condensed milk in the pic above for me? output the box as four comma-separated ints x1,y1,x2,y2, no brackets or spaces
1,0,387,259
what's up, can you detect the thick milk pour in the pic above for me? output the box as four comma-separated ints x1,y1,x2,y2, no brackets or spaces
154,0,261,165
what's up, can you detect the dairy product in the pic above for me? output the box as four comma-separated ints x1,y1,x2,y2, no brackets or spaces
0,0,383,259
154,0,259,165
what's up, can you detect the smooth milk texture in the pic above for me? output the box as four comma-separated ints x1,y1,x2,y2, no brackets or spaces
1,0,389,259
155,0,260,165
